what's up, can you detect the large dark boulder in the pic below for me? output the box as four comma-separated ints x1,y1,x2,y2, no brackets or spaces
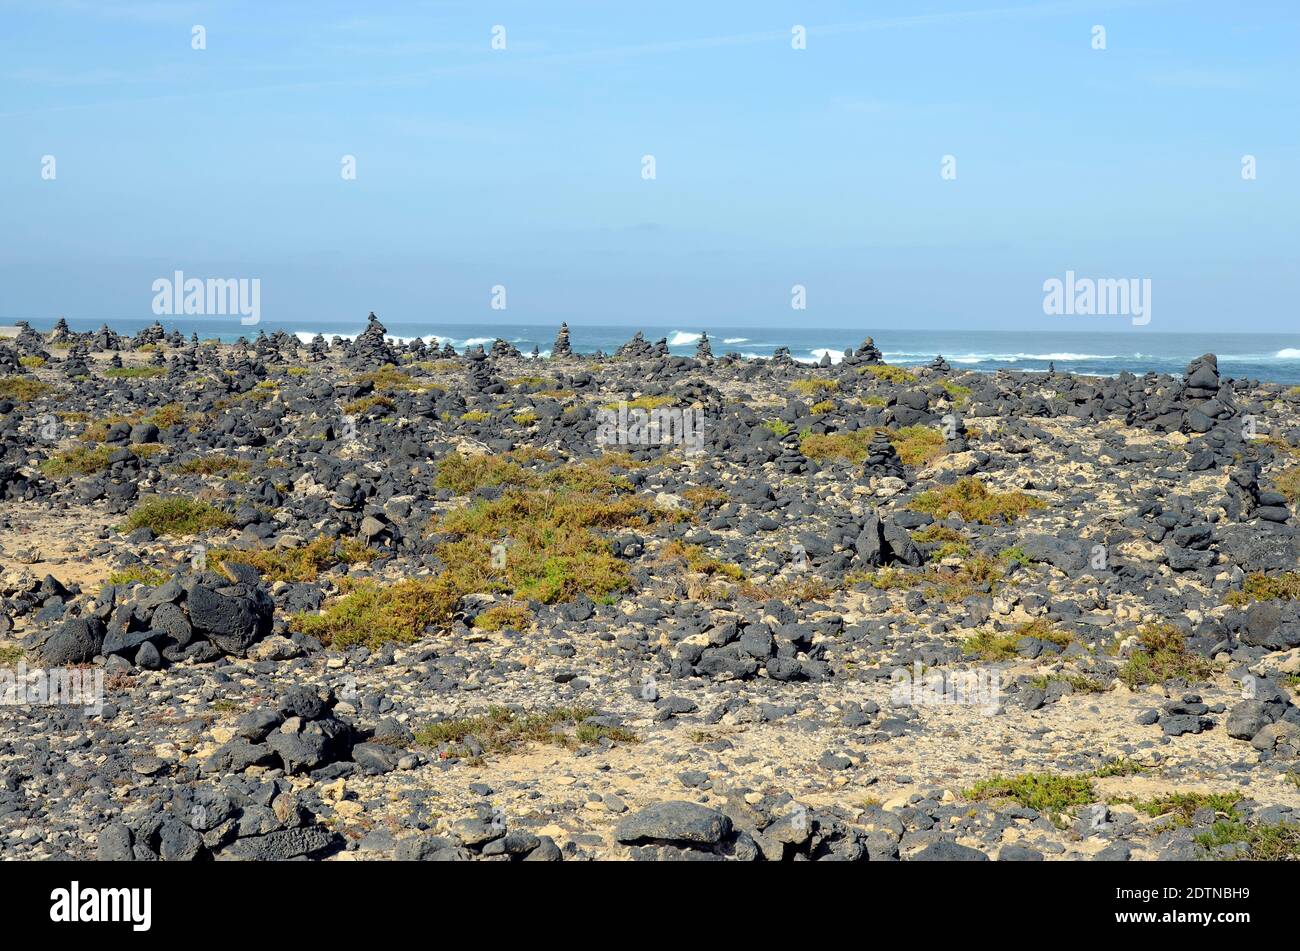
37,617,105,665
220,826,341,861
1020,534,1087,572
186,583,273,655
616,801,732,847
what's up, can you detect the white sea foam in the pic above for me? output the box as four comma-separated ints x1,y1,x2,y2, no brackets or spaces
723,337,748,344
798,348,845,365
667,331,702,346
887,351,1119,364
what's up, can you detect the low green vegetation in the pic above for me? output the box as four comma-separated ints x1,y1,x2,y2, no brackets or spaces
1226,571,1300,604
434,453,533,494
1274,469,1300,505
295,465,651,647
858,364,917,384
210,537,376,583
343,394,396,415
800,424,947,467
998,545,1031,567
119,497,233,537
1117,623,1214,687
0,644,28,665
506,375,552,388
0,376,55,401
791,378,838,397
409,359,461,375
434,454,638,498
433,482,647,605
472,603,533,631
736,575,835,604
660,541,745,581
850,549,1023,603
940,380,972,406
1127,791,1242,827
173,455,252,477
291,577,452,648
911,477,1046,524
964,771,1095,815
1257,434,1300,457
890,425,945,467
107,566,170,587
602,394,676,411
800,430,871,463
79,413,137,442
19,356,46,369
964,618,1072,661
911,523,969,559
1028,672,1107,694
41,444,118,477
356,367,420,392
682,485,727,508
105,366,166,379
1092,756,1147,778
413,705,637,758
1195,820,1300,859
147,403,188,428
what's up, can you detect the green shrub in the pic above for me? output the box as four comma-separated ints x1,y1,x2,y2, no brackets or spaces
120,497,233,537
414,705,635,757
911,477,1046,524
107,566,170,587
0,376,55,401
1117,623,1214,687
104,366,166,378
965,772,1095,814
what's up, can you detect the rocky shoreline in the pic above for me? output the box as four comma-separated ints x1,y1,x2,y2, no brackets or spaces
2,314,1300,861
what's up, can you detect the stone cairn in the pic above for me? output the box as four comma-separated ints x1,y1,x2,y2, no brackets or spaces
852,337,883,365
347,313,399,366
552,322,573,358
490,338,521,359
695,332,713,361
774,431,807,475
616,332,654,359
62,342,91,378
863,430,905,479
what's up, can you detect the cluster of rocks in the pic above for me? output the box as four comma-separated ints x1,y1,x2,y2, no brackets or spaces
98,776,343,861
202,686,367,777
1139,693,1223,737
613,799,874,861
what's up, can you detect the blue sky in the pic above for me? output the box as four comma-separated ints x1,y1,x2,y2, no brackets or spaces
1,0,1297,332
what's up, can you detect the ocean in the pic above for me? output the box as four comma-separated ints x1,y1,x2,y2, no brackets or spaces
12,317,1300,386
